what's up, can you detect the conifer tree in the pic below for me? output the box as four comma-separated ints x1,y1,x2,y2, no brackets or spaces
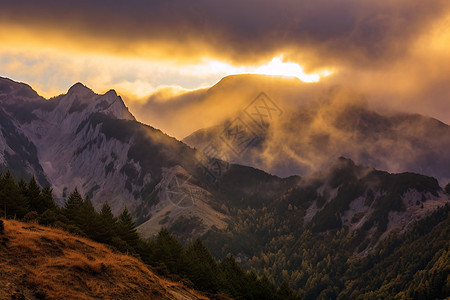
97,202,118,243
277,280,297,300
117,207,140,249
17,178,27,196
63,188,84,225
25,177,42,213
39,185,57,213
0,172,28,218
219,254,248,297
79,197,102,238
154,228,187,275
186,238,220,292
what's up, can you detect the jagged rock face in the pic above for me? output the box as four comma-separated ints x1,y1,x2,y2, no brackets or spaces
0,108,47,186
0,78,48,186
21,84,142,212
0,79,166,212
2,80,140,211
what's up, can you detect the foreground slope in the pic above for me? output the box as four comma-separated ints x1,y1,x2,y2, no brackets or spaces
0,219,208,300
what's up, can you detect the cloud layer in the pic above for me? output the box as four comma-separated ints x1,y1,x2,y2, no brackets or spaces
2,0,449,68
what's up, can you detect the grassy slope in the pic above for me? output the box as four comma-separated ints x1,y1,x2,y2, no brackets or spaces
0,219,209,300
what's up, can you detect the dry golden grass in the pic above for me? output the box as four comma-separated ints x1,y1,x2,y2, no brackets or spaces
0,219,209,300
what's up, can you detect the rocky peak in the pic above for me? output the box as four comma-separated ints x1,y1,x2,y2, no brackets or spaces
97,89,135,121
67,82,95,97
46,82,135,123
0,77,42,104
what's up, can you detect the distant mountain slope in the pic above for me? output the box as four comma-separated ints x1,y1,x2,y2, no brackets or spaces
200,159,450,298
129,74,308,138
204,157,448,259
0,219,208,300
182,75,450,183
0,108,48,187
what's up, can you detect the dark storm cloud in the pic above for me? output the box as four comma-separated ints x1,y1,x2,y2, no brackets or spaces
2,0,449,69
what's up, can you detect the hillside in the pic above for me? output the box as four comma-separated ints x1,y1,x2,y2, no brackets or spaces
0,219,208,300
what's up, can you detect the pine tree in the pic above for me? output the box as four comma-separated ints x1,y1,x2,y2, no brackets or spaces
256,275,278,300
25,177,41,213
117,207,140,250
79,197,102,238
97,202,118,243
186,238,220,292
277,280,297,300
219,254,248,297
154,228,187,275
63,188,84,226
17,178,27,196
0,172,28,218
39,185,57,214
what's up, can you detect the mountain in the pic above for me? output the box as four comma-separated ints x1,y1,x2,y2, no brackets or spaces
0,219,208,300
181,75,450,183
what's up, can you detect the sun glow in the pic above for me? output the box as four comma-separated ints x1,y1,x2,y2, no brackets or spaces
204,56,333,83
252,56,333,82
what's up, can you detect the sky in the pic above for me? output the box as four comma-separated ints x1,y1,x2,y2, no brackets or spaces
1,0,450,137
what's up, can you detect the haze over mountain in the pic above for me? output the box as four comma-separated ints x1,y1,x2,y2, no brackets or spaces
168,75,450,183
